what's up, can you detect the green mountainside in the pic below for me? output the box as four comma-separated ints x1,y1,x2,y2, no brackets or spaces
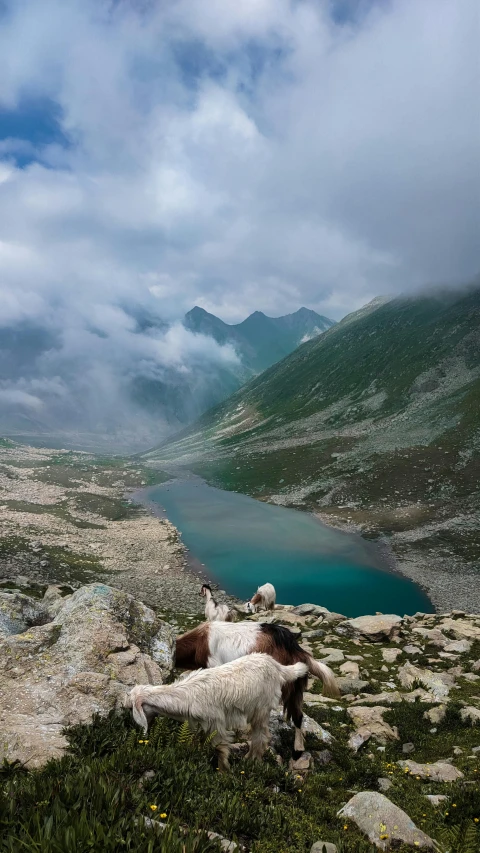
145,285,480,610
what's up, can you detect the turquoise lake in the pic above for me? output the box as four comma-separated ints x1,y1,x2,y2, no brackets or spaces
146,478,433,618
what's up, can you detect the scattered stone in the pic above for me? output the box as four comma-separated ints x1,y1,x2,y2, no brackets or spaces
337,677,371,695
289,752,311,772
352,691,403,705
314,749,334,765
302,629,326,639
423,705,447,724
336,614,402,642
338,792,434,849
318,647,345,664
292,604,330,616
269,710,333,746
398,760,464,782
444,639,472,653
425,795,448,806
412,627,447,648
398,662,455,699
382,648,401,663
339,661,360,678
377,777,392,792
462,672,480,682
402,742,415,754
347,706,399,751
453,746,463,756
311,843,337,853
438,618,480,642
460,706,480,725
403,644,423,655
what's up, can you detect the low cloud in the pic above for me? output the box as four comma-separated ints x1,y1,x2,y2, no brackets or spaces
0,0,477,445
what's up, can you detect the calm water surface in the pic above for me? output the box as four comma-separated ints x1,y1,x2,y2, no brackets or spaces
146,478,433,618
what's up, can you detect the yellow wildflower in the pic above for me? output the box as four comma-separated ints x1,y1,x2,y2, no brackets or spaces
160,813,167,819
150,805,158,811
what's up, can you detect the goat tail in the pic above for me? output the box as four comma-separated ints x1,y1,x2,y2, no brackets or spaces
307,656,341,698
132,696,149,733
283,661,309,682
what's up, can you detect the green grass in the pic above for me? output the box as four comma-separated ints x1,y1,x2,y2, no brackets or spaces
1,703,479,853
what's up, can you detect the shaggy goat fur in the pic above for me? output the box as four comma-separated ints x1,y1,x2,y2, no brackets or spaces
245,582,276,613
126,653,308,770
200,584,234,622
175,621,339,756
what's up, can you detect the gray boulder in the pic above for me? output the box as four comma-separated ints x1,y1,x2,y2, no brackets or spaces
311,843,337,853
336,614,403,642
337,677,371,695
338,791,434,849
292,604,330,616
0,583,175,767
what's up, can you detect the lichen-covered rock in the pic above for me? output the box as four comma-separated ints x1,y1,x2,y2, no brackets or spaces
0,583,175,767
397,760,464,782
338,791,434,849
0,591,48,636
336,614,402,642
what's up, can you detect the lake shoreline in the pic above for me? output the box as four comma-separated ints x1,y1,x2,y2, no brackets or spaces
131,485,243,609
135,476,434,617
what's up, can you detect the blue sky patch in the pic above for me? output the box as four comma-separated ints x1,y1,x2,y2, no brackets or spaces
0,96,70,167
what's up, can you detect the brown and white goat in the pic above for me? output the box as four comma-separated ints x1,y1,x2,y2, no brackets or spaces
200,583,235,622
245,582,276,613
175,620,339,757
126,653,308,770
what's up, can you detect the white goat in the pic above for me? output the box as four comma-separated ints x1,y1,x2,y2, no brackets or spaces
245,582,276,613
200,583,234,622
176,620,340,756
126,653,308,770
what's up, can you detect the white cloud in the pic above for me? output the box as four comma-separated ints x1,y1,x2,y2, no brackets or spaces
0,0,477,442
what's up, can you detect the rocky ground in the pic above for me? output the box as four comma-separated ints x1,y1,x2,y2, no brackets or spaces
0,440,214,616
1,574,479,851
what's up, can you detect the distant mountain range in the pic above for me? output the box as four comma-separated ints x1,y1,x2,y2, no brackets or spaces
184,306,334,373
0,305,334,449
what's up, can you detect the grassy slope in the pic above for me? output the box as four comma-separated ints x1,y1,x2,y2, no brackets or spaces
145,287,480,551
2,640,480,853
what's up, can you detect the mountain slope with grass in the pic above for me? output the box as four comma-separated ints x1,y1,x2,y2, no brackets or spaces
144,285,480,612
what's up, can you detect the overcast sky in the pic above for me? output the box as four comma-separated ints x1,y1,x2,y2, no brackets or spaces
0,0,478,441
1,0,478,327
